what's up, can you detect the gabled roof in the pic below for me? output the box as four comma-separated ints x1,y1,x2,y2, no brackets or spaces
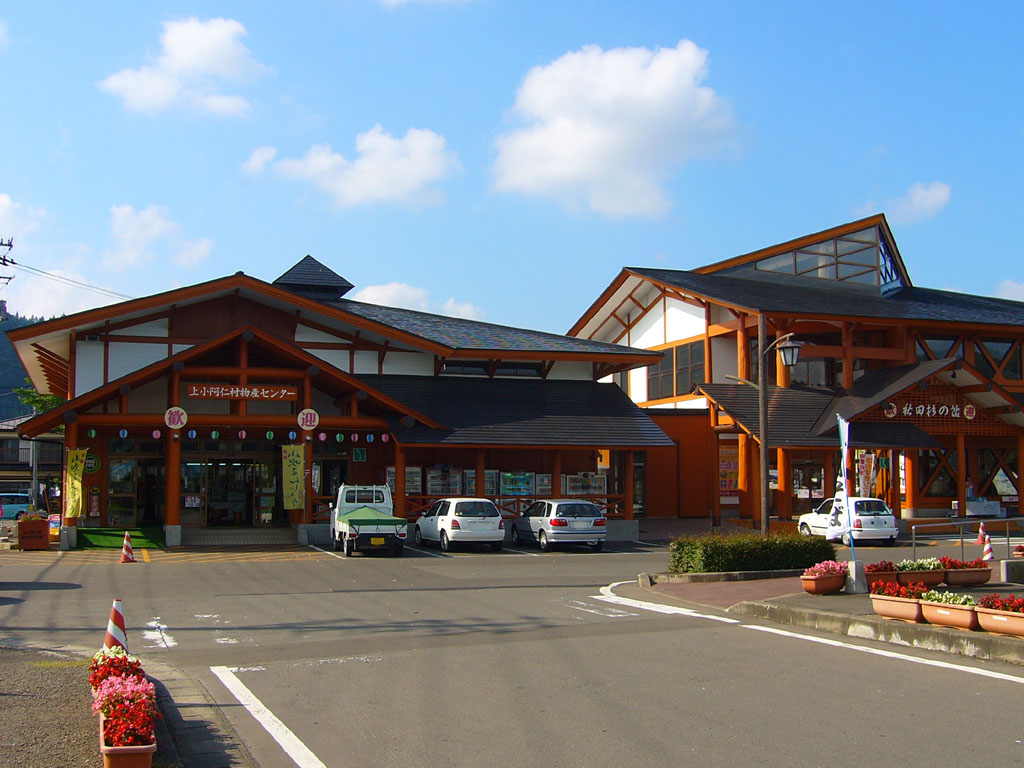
356,374,674,448
18,324,444,437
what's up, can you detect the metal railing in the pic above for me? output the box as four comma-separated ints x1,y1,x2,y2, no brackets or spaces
910,516,1024,560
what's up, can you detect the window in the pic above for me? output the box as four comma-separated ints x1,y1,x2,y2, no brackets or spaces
646,341,704,400
454,501,499,517
0,438,19,462
344,489,385,504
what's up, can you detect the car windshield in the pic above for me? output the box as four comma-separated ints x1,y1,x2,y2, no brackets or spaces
554,504,600,518
454,502,499,517
855,500,891,516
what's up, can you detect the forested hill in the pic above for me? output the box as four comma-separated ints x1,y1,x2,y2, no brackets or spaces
0,313,49,420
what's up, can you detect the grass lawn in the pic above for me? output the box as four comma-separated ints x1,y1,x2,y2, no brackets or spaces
76,527,165,549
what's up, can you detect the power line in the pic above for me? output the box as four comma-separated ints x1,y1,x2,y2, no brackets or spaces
0,240,134,300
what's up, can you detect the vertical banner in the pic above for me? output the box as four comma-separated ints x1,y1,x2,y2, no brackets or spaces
826,415,855,555
281,445,305,509
65,449,88,518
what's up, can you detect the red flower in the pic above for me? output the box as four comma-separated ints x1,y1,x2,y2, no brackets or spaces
979,593,1024,613
870,580,927,599
939,556,986,570
865,560,897,573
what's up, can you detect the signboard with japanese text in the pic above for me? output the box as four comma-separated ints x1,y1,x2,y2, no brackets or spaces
186,383,297,401
282,445,305,508
65,449,87,518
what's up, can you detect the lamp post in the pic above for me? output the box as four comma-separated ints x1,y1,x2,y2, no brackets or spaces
757,315,801,535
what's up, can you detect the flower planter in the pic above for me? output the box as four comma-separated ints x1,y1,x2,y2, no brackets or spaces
865,571,899,585
869,594,924,623
943,568,992,587
800,573,846,595
896,570,944,588
920,601,979,631
976,607,1024,638
99,715,156,768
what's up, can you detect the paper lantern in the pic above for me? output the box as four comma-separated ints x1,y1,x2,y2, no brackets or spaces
266,430,274,440
288,431,296,440
87,428,97,439
367,434,374,443
381,434,389,443
318,432,327,441
238,429,247,439
211,430,220,440
187,429,197,439
351,433,359,442
336,433,344,442
118,429,128,439
152,429,161,439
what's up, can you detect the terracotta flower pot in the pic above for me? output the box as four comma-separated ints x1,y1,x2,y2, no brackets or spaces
865,571,899,585
896,570,945,588
869,594,924,623
976,607,1024,638
99,715,156,768
943,568,992,587
920,601,979,631
800,573,846,595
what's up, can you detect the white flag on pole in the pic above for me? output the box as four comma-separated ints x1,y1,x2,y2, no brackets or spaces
826,415,853,542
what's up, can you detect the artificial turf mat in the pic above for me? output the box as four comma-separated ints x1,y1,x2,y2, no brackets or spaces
76,527,165,549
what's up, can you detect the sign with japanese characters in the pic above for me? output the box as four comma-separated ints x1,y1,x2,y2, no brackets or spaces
297,409,320,430
164,406,188,429
883,401,977,420
185,383,297,401
282,445,305,509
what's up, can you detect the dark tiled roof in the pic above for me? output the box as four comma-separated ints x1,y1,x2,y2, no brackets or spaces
356,374,674,447
630,268,1024,327
699,382,940,449
333,299,646,356
274,256,354,297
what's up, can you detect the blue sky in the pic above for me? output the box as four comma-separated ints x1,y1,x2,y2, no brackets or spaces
1,2,1022,334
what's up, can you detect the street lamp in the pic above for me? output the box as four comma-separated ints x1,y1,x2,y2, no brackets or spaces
757,316,801,535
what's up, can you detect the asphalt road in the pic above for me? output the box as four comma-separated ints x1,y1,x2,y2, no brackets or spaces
3,540,1024,767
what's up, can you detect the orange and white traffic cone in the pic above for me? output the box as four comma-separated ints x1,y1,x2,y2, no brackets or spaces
120,531,135,563
976,520,987,546
983,534,994,562
103,598,129,651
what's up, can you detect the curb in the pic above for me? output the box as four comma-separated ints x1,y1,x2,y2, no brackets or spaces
638,569,803,586
729,599,1024,666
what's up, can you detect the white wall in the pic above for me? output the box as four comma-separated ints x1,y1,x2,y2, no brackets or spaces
295,324,341,343
712,337,738,383
631,300,664,349
111,319,168,337
127,379,166,412
352,350,378,374
629,367,647,403
309,348,349,373
75,342,104,397
547,361,593,380
109,343,166,381
382,352,433,375
664,298,705,342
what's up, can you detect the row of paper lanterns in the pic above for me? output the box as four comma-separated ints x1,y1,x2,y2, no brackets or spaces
90,427,389,443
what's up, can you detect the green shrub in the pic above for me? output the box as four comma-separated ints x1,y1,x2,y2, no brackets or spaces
668,532,836,574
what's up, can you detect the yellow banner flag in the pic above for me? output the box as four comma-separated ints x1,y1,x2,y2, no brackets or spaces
281,445,305,509
65,449,88,519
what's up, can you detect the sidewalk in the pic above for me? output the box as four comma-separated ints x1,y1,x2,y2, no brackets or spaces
625,573,1024,666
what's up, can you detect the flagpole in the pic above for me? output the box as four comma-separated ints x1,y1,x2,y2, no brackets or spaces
838,414,856,561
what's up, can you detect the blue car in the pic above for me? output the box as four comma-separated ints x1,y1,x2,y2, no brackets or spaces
0,492,34,521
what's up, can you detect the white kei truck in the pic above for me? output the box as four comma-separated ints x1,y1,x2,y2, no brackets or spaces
329,484,407,557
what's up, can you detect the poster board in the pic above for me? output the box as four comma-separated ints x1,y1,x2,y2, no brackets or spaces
463,469,498,496
426,468,463,496
500,471,535,496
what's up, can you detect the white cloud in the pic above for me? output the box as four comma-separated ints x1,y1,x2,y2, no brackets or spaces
0,193,47,239
351,282,430,311
10,265,119,318
352,282,484,320
996,279,1024,302
105,204,212,268
273,125,460,207
97,17,269,116
887,181,951,224
242,145,277,175
494,39,735,218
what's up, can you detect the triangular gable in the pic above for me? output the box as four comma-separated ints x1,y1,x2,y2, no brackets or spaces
273,255,354,298
18,324,445,437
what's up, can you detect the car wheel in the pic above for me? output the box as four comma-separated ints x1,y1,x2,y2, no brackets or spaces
589,541,603,552
332,533,341,552
885,537,897,547
539,531,550,552
510,526,520,545
440,530,451,552
798,523,811,536
343,537,354,557
413,526,423,546
841,532,852,547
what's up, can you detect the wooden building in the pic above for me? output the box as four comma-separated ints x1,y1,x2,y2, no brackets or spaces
571,214,1024,524
9,257,671,544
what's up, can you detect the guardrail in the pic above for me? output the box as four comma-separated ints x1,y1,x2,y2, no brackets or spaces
910,517,1024,560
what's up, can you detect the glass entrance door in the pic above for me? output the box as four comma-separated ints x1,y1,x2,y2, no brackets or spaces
207,461,254,526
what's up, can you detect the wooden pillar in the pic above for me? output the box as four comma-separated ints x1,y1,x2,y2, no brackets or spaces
395,443,406,518
889,449,901,518
710,408,721,527
624,450,634,520
165,431,181,526
736,315,750,519
551,450,562,499
304,438,313,524
238,337,248,417
777,449,793,520
905,450,918,512
1017,434,1024,515
750,440,762,528
842,322,854,389
824,451,835,498
475,449,486,498
956,432,966,517
704,303,713,385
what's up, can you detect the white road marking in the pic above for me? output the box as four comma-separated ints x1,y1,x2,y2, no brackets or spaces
600,581,1024,685
504,547,541,556
215,637,239,644
403,545,448,558
564,599,638,618
594,582,740,624
142,618,178,648
307,545,346,560
211,666,327,768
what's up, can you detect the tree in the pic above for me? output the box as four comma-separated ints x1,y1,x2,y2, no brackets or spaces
14,378,65,432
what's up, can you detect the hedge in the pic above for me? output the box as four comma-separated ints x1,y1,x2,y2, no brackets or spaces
668,532,836,574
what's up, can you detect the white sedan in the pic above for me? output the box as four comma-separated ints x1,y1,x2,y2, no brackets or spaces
412,498,505,552
798,496,898,546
